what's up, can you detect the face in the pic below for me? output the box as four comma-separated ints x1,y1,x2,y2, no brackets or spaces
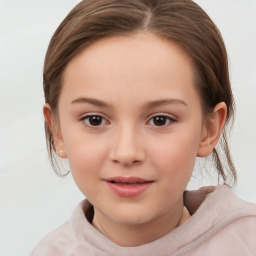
54,33,207,228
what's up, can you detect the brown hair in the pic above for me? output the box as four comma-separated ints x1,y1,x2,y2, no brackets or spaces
43,0,236,185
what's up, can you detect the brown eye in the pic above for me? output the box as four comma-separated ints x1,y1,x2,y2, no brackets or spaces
83,115,107,127
149,115,175,126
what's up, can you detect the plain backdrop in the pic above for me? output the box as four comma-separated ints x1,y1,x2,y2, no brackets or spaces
0,1,256,255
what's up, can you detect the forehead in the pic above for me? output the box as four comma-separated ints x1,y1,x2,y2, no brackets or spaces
60,32,199,107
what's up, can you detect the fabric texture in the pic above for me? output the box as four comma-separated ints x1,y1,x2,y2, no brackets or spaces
30,185,256,256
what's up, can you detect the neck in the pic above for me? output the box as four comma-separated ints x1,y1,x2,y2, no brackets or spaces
92,199,185,247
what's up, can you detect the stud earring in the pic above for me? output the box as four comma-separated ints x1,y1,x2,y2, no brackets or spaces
58,149,67,158
58,150,64,157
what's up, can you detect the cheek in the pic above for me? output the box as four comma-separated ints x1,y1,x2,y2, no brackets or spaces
151,131,201,182
63,134,108,188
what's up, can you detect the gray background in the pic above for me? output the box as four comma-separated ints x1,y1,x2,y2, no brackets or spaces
0,0,256,255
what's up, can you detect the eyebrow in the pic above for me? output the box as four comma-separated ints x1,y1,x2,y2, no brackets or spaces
71,97,187,108
146,99,187,109
71,97,110,108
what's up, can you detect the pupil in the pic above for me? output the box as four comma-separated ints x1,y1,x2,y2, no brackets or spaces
89,116,102,126
153,116,166,126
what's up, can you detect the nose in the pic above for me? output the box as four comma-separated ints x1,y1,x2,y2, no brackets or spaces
109,124,146,166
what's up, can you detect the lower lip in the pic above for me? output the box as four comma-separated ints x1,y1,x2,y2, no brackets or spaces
105,181,153,197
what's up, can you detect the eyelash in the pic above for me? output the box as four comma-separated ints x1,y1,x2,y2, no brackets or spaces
81,115,108,127
147,115,176,127
80,114,176,128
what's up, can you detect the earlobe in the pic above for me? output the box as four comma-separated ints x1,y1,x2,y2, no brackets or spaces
197,102,227,157
43,104,67,158
58,149,67,158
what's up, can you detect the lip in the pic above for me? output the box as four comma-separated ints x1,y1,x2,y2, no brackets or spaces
104,176,154,197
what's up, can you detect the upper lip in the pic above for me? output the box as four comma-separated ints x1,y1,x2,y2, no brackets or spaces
104,176,153,184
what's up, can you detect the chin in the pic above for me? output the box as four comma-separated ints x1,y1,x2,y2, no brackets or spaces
106,206,162,226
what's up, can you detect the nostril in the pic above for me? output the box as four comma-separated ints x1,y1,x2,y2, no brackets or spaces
123,160,142,167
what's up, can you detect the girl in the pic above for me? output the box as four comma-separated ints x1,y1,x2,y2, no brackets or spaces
31,0,256,255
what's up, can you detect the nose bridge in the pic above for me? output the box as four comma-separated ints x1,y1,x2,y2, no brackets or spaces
109,121,145,165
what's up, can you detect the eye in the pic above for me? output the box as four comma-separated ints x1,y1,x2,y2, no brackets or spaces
82,115,108,127
148,115,175,127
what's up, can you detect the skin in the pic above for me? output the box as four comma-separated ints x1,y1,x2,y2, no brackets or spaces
44,32,227,246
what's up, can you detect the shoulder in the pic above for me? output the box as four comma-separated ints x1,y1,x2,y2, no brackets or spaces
195,185,256,230
212,186,256,250
30,200,94,256
30,221,72,256
192,211,256,255
185,185,256,217
183,185,256,255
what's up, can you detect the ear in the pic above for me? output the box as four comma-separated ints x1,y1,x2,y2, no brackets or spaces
197,102,227,157
43,103,67,158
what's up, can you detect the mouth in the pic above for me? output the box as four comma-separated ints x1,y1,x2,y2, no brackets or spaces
104,177,154,197
106,176,153,184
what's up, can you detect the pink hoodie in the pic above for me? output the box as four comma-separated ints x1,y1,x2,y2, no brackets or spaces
31,185,256,255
